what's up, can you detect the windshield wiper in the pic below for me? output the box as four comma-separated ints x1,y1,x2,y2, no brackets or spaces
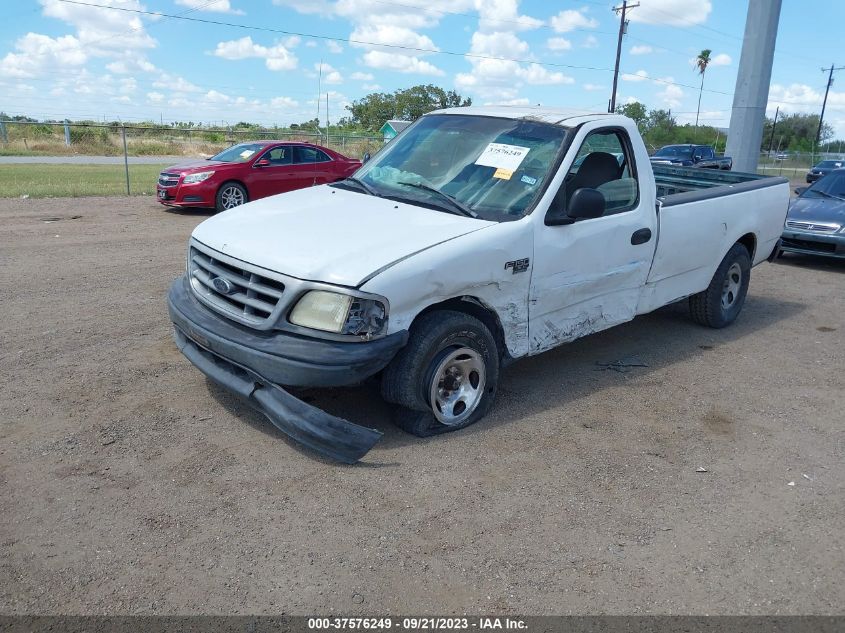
396,181,477,218
335,176,381,197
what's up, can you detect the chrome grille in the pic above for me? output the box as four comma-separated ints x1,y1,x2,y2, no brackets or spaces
785,220,841,233
159,172,180,187
189,246,285,326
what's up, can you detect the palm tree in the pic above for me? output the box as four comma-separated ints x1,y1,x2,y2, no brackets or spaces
694,49,712,134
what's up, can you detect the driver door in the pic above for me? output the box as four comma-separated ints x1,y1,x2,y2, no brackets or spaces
528,125,657,354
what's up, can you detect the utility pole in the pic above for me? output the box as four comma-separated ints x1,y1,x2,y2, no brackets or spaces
768,106,778,154
725,0,782,173
609,0,639,113
817,64,845,147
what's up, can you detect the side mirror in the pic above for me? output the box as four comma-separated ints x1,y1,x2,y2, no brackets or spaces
546,188,605,226
794,187,807,196
362,152,371,164
255,158,271,167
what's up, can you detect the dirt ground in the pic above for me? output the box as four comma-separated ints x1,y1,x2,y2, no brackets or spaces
1,196,843,616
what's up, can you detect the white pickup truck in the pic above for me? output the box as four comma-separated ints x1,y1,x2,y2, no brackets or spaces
167,106,789,462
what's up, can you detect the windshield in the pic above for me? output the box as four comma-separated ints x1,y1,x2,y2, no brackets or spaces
209,143,267,163
815,160,843,169
349,114,569,221
802,171,845,199
653,146,692,159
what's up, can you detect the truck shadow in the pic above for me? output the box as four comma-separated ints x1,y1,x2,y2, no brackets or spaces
774,252,845,273
206,294,805,464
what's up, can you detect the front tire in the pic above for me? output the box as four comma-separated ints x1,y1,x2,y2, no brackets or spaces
215,182,248,212
689,243,751,328
381,310,499,437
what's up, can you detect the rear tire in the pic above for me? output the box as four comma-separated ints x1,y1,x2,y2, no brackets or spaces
215,182,248,213
689,243,751,328
381,310,499,437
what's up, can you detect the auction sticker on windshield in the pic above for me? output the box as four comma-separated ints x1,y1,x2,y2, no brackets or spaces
475,142,530,172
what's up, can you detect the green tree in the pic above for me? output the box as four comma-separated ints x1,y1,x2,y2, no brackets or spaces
694,49,712,132
614,101,648,130
761,112,833,152
347,84,472,131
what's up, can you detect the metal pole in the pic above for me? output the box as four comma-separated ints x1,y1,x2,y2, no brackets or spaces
122,126,130,196
816,64,845,146
64,120,71,146
725,0,783,173
768,106,779,154
0,119,7,144
609,1,639,113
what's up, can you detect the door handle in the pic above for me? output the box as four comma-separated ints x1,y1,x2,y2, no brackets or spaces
631,228,652,245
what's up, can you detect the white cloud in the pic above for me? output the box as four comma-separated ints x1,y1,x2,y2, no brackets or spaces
521,63,575,86
204,89,231,103
628,0,712,26
153,73,202,93
146,91,164,103
175,0,244,14
583,83,605,92
711,53,732,66
362,83,381,90
582,35,599,48
315,62,343,84
106,57,156,74
271,96,299,108
213,36,298,71
550,9,598,33
622,70,649,82
547,37,572,52
362,50,444,75
0,33,86,78
655,77,684,108
351,72,374,81
326,40,343,53
630,45,653,55
40,0,156,53
350,24,438,51
476,0,542,33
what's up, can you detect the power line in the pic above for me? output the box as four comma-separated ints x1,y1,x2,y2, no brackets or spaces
817,64,845,145
53,0,741,101
55,0,613,74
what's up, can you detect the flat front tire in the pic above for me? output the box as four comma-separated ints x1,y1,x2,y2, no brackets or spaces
689,243,751,328
381,310,499,437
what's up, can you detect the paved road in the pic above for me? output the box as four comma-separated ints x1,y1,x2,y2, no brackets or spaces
0,155,186,165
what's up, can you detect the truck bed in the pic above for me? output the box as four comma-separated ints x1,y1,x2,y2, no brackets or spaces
654,164,778,199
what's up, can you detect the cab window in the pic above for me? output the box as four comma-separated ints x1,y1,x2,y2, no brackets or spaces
559,128,639,216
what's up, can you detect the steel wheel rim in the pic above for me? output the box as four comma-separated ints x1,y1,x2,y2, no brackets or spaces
721,262,742,309
221,186,245,209
428,347,486,426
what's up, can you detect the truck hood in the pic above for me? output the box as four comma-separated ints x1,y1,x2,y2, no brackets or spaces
191,185,496,287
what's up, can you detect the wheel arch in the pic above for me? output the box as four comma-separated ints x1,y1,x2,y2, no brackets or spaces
736,232,757,260
412,296,510,363
217,179,249,199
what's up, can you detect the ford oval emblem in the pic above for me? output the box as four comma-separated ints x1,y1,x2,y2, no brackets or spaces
211,276,235,295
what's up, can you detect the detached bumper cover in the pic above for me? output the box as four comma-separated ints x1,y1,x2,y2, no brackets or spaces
167,275,408,462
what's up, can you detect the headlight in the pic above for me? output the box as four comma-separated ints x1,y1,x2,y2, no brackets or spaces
289,290,386,337
182,171,215,184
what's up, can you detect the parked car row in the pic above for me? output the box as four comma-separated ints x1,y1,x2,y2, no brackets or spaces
649,144,732,170
156,141,362,213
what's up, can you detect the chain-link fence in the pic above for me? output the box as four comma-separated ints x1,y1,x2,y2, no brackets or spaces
0,120,383,197
756,151,845,180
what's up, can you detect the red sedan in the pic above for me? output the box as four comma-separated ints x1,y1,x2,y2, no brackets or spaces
156,141,362,212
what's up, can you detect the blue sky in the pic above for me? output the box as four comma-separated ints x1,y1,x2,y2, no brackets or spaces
1,0,844,136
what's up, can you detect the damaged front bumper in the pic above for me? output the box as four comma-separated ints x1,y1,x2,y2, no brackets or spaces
167,275,408,463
